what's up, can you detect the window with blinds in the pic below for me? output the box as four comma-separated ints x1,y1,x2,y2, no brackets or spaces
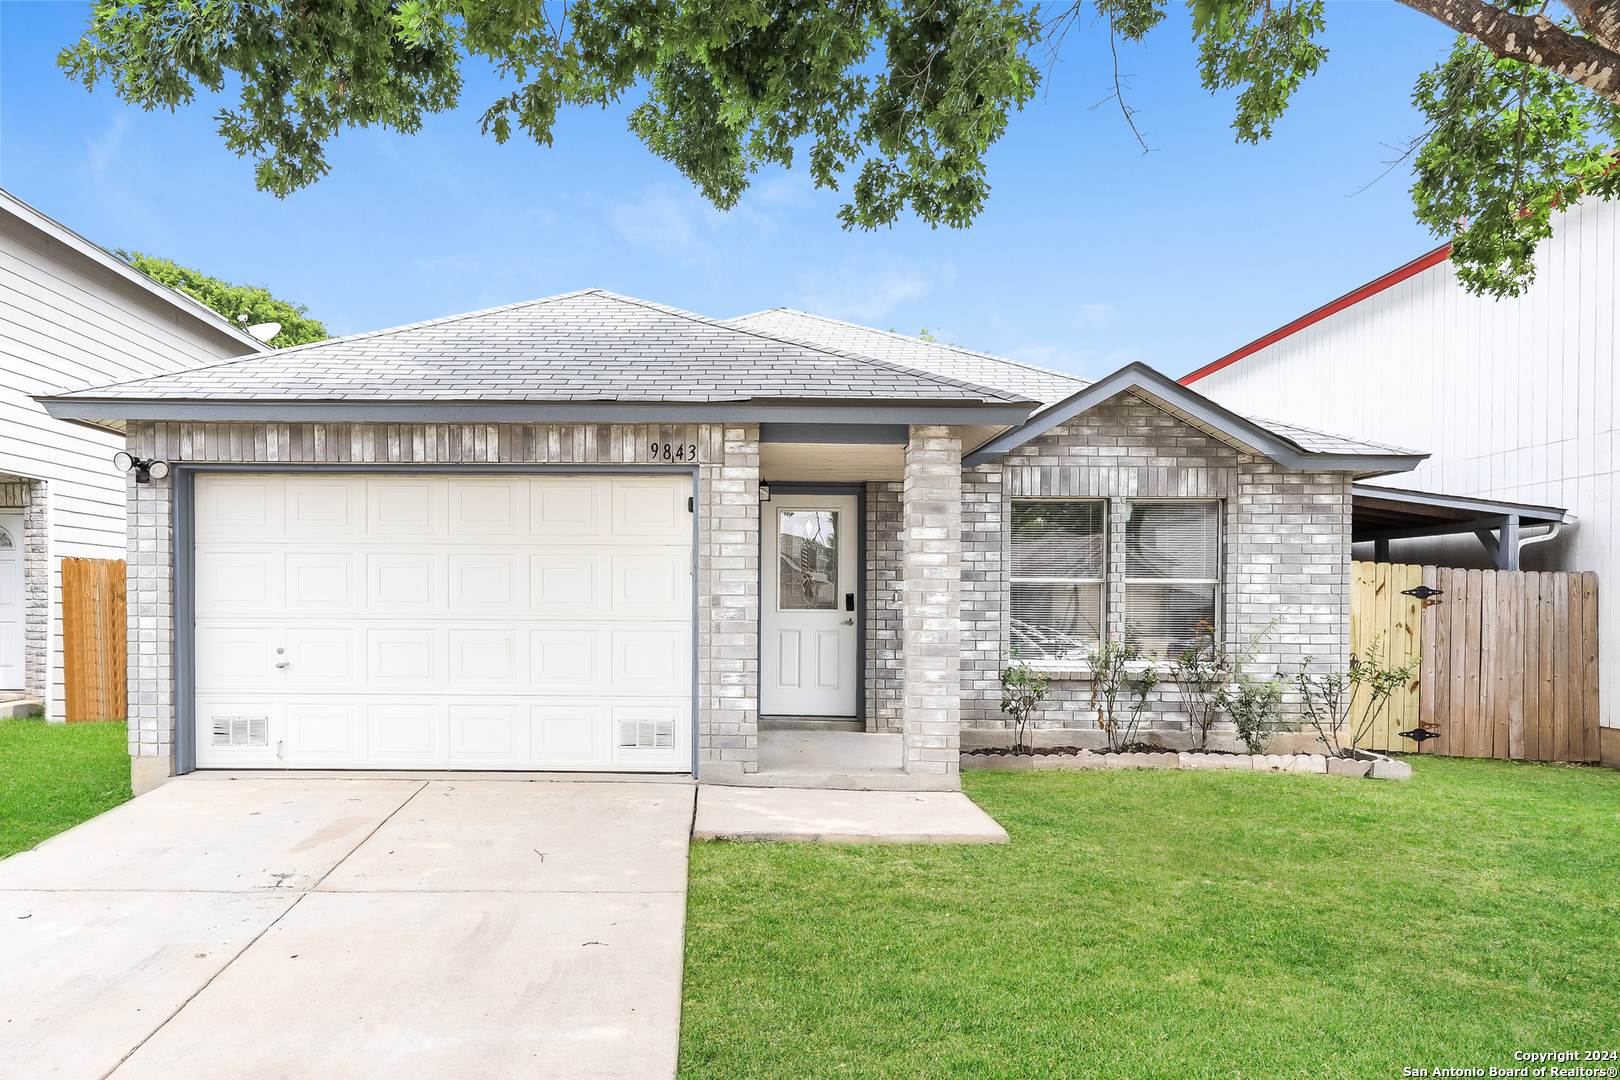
1123,501,1220,658
1010,499,1105,660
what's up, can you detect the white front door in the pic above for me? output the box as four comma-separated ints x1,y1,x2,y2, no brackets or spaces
191,474,694,771
760,494,858,717
0,512,22,689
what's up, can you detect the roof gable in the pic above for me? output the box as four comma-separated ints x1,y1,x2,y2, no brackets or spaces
964,361,1426,476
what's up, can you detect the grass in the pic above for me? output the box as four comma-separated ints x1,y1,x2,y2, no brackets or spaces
679,757,1620,1079
0,718,131,858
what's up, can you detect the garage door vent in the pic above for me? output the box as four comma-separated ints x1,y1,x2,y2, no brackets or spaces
212,716,269,747
618,720,674,749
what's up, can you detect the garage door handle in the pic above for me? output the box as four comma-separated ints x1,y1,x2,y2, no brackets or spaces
275,662,290,669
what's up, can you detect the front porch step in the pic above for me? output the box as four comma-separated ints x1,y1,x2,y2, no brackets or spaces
758,715,864,733
0,698,45,719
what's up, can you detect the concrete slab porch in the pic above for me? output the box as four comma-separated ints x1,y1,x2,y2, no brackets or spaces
715,730,960,791
693,786,1009,844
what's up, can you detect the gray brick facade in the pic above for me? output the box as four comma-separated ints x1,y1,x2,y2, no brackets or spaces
123,420,762,776
855,392,1353,744
121,393,1355,774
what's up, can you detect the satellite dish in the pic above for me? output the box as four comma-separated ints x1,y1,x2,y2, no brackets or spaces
246,322,282,343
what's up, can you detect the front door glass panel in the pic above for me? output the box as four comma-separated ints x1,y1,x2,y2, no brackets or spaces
777,509,838,610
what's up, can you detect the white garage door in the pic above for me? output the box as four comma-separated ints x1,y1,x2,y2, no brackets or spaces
192,474,693,772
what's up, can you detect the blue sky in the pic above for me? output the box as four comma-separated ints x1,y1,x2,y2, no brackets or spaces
1,1,1456,378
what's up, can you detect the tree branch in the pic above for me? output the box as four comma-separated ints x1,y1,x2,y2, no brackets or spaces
1560,0,1620,53
1397,0,1620,102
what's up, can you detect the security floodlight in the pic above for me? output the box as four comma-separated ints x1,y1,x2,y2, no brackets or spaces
114,453,170,484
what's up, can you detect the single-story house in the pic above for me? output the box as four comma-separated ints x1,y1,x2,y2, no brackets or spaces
0,187,266,717
38,290,1424,792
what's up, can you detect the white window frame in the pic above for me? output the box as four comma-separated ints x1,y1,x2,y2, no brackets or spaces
1121,498,1223,656
1009,497,1107,661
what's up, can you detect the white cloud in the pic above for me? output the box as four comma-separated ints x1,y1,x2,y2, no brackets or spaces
793,260,940,323
609,187,721,263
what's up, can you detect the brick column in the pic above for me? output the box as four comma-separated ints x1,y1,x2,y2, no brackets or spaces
901,425,962,777
698,423,760,780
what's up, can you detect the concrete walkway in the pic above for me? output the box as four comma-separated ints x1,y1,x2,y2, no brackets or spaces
693,787,1009,844
0,777,695,1080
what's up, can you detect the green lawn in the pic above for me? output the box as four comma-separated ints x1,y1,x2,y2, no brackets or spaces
679,758,1620,1079
0,719,131,858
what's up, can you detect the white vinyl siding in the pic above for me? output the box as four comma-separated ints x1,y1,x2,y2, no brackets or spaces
1010,499,1105,660
1123,501,1221,658
0,206,258,715
1191,196,1617,727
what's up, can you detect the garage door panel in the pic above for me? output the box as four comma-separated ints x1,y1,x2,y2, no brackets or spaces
196,627,275,687
449,480,522,536
285,554,357,609
286,702,365,760
366,554,435,608
195,474,692,772
285,481,361,537
610,554,689,618
528,630,604,689
447,554,521,612
367,703,443,761
610,703,685,766
529,478,604,537
610,630,689,693
367,629,437,685
195,478,282,541
195,699,281,766
367,481,438,537
196,553,278,612
449,631,520,687
529,554,600,613
530,706,602,761
612,480,688,540
285,628,356,683
449,704,525,763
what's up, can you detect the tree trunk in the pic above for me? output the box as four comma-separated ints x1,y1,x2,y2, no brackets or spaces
1398,0,1620,103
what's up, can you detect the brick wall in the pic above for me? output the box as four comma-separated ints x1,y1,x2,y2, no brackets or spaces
123,420,759,774
901,425,962,776
959,391,1353,739
865,481,903,732
21,480,49,703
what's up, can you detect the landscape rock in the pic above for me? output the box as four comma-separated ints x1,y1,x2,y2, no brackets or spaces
1370,758,1414,780
1327,757,1373,778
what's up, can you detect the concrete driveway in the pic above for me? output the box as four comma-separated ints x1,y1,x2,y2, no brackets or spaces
0,777,695,1080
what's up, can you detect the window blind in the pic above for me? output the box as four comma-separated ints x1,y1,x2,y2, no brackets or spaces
1011,500,1104,659
1124,501,1220,657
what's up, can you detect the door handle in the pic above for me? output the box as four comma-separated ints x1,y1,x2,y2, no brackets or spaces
841,618,854,626
275,662,290,669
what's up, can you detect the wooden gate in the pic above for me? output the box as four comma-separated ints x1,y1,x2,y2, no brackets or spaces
1350,561,1600,761
62,557,127,722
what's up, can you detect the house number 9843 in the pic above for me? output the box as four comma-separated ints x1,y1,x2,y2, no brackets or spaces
650,443,697,462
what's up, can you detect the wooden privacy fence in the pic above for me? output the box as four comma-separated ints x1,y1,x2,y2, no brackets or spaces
1350,560,1600,761
62,558,127,722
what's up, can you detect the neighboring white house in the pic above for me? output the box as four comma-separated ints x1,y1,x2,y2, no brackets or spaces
0,187,266,717
1182,196,1618,758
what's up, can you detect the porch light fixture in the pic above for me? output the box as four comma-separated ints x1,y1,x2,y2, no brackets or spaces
113,451,170,484
759,482,771,502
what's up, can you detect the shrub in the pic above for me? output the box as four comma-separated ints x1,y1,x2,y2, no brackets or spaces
1086,637,1159,753
1228,673,1286,754
1295,635,1420,757
999,649,1051,756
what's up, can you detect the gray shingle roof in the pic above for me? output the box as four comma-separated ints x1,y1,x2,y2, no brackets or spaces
731,308,1415,460
53,290,1033,405
724,308,1090,406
